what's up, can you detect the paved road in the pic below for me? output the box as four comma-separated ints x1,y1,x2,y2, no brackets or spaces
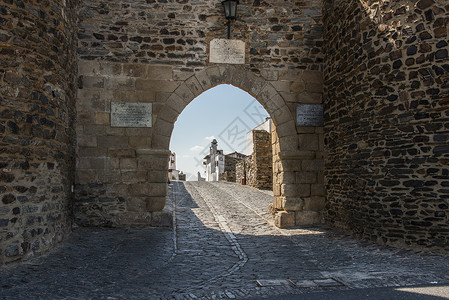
1,181,449,299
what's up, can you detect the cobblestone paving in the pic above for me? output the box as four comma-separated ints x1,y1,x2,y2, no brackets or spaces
1,181,449,299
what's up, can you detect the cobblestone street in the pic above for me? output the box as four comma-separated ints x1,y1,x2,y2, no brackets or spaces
1,181,449,299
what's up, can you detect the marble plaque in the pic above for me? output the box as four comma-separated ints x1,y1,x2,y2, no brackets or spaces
111,102,152,127
209,39,245,64
296,104,324,126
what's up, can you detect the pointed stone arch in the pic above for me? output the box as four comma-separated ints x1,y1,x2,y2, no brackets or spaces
143,65,324,228
151,65,298,152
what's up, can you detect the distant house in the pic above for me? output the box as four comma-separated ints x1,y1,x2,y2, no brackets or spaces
203,139,245,182
203,139,224,182
168,152,180,180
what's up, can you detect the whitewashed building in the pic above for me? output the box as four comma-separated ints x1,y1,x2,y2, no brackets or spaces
203,139,225,182
168,152,180,180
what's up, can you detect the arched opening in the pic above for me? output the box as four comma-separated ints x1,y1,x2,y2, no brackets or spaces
169,84,270,184
145,65,324,228
74,64,325,229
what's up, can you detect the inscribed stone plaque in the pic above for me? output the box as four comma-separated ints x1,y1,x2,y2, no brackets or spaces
111,102,152,127
296,104,324,126
209,39,245,64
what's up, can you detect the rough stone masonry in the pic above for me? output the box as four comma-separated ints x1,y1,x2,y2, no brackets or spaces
0,0,448,266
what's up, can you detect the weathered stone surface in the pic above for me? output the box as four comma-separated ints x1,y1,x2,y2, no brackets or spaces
324,0,449,250
0,0,77,265
274,211,295,228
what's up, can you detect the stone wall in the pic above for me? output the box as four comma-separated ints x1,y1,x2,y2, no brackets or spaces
0,0,78,265
75,0,326,227
219,155,241,183
323,0,449,250
246,130,272,190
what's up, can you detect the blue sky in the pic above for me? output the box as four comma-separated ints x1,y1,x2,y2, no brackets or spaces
169,84,269,181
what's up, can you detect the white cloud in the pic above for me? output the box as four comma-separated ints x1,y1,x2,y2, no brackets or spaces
182,155,191,158
204,136,215,141
190,145,204,152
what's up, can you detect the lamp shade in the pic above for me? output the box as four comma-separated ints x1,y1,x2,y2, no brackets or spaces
222,0,239,19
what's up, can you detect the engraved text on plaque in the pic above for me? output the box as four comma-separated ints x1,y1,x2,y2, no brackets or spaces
209,39,245,65
111,102,152,127
296,104,324,127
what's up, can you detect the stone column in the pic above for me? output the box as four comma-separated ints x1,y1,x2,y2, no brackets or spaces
271,124,325,228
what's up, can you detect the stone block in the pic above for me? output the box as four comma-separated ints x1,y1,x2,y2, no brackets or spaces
290,80,306,93
296,127,316,133
135,79,179,92
295,211,323,225
83,125,106,136
281,159,301,172
120,158,137,170
279,92,295,103
296,171,317,184
127,197,146,212
261,69,278,81
273,183,281,196
105,77,135,90
278,171,296,184
298,134,319,151
77,136,97,147
303,196,326,211
146,197,166,211
78,60,100,76
174,83,195,101
275,120,297,138
97,136,129,149
282,183,310,197
258,84,279,104
185,76,202,98
81,76,104,89
77,158,105,170
121,171,147,183
174,69,195,81
147,66,173,80
129,136,151,148
272,105,294,126
278,136,299,152
274,211,295,228
106,158,120,169
282,197,304,211
138,157,169,170
98,62,122,76
296,92,322,104
152,134,170,149
75,170,96,185
129,183,151,196
108,149,136,158
154,117,175,137
95,112,110,125
302,159,324,171
114,90,155,102
278,69,303,81
78,147,106,158
123,63,147,78
302,70,323,84
125,128,153,137
305,82,323,93
165,93,186,114
271,81,292,93
148,170,169,183
311,184,326,196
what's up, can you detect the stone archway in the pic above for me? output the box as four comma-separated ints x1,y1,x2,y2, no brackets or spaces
145,65,324,228
74,62,324,228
